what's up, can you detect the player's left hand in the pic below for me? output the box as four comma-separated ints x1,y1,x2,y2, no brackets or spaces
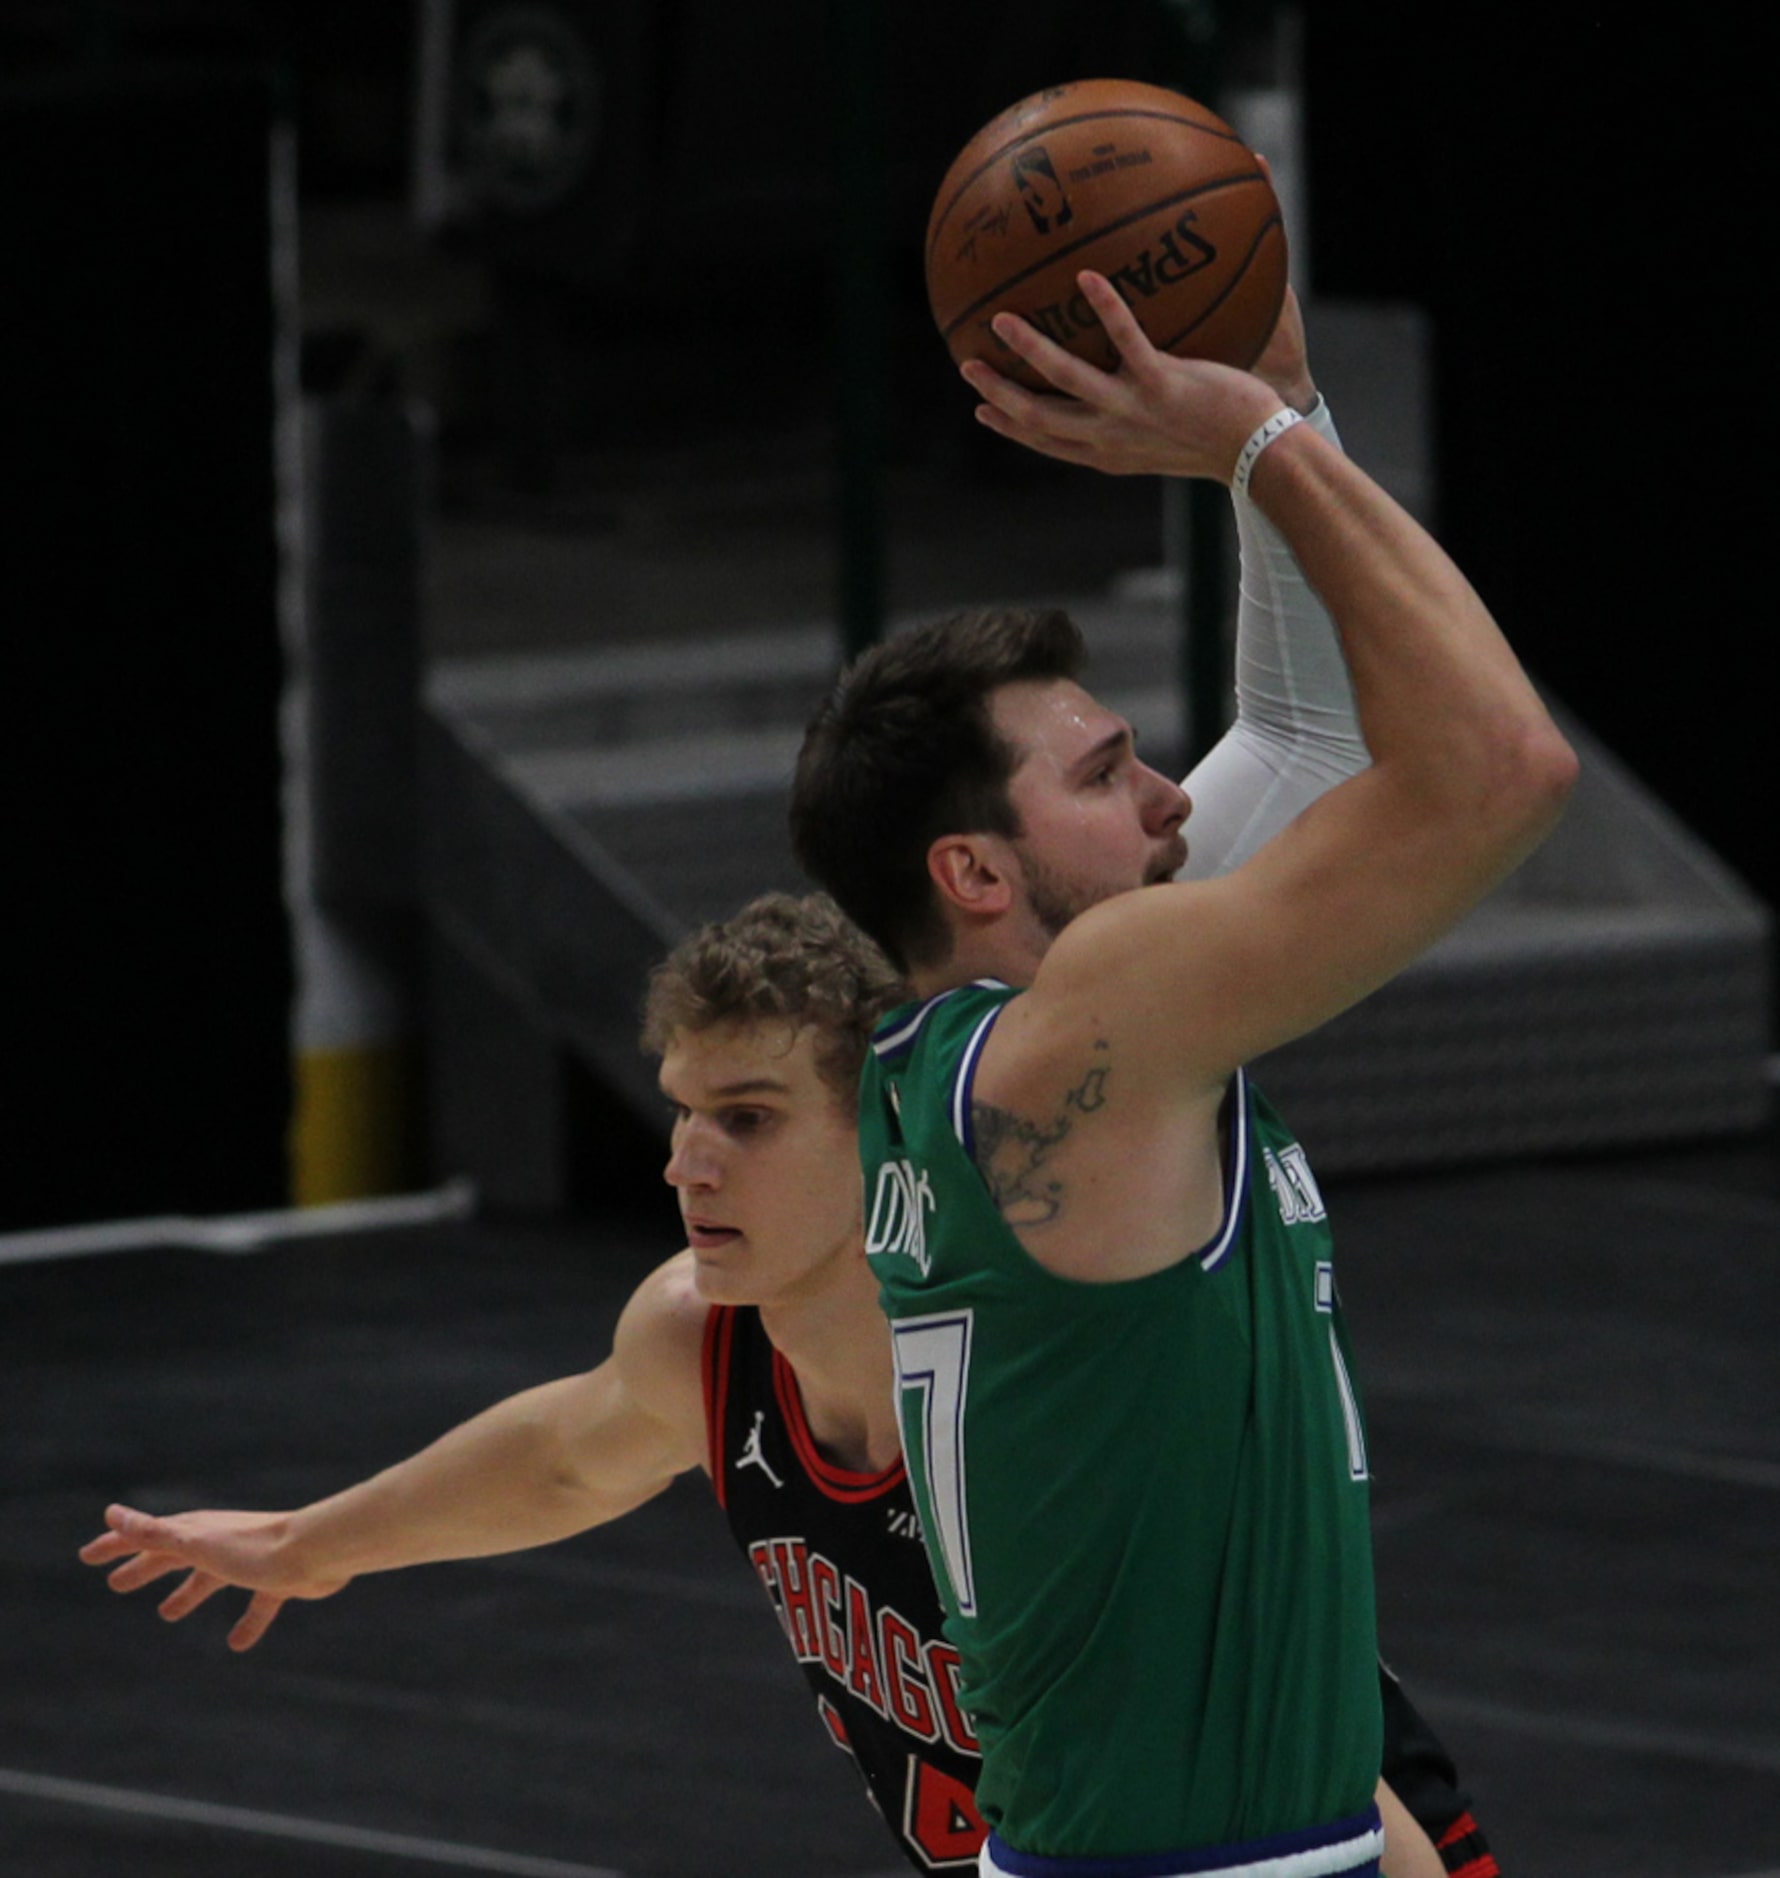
1249,286,1317,417
961,269,1282,483
1245,156,1317,416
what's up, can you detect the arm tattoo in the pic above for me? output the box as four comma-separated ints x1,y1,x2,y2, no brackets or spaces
971,1102,1069,1225
970,1043,1110,1228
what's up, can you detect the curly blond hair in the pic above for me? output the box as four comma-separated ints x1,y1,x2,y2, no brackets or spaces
640,893,905,1109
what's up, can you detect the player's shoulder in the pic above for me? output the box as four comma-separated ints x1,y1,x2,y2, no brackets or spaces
870,979,1017,1076
1029,877,1225,1005
612,1251,712,1425
997,878,1249,1094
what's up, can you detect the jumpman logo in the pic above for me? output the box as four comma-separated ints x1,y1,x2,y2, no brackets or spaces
737,1412,784,1488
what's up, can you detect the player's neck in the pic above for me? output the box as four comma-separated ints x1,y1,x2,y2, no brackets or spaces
909,917,1047,1001
758,1254,901,1473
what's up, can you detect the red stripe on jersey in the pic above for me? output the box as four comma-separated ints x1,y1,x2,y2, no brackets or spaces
1436,1814,1499,1878
771,1347,907,1502
817,1694,853,1752
702,1305,737,1509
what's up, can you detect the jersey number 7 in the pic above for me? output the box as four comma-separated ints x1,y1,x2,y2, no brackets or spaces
890,1311,978,1617
894,1268,1366,1626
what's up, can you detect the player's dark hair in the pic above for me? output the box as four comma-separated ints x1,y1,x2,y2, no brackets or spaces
640,893,904,1110
790,607,1085,972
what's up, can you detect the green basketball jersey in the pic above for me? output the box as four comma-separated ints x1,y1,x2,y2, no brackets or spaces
860,982,1381,1860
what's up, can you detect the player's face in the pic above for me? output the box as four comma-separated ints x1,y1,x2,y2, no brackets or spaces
992,677,1190,937
659,1019,864,1308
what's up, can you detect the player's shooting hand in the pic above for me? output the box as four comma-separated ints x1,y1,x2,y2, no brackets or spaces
962,269,1283,483
79,1503,349,1652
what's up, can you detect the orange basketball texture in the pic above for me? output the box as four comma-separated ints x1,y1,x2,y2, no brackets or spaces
925,79,1287,390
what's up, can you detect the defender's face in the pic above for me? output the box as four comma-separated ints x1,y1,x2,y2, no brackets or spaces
659,1019,864,1307
992,678,1190,936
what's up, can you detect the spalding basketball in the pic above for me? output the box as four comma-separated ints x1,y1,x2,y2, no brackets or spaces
925,79,1287,390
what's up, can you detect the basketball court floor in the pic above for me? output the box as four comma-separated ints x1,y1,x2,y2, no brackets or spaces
8,1109,1778,1878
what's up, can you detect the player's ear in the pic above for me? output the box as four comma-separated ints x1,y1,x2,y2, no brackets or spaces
927,834,1013,920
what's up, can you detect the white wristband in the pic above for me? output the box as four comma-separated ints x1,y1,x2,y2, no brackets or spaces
1231,406,1304,496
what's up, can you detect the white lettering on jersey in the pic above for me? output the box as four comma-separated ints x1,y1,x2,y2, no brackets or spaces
1264,1142,1327,1225
866,1159,937,1276
1315,1260,1369,1480
1314,1260,1336,1313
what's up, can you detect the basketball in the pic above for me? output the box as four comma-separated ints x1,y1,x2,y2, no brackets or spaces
925,79,1287,391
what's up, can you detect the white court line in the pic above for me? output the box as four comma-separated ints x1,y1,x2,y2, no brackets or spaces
0,1180,476,1266
1475,1421,1780,1494
0,1768,626,1877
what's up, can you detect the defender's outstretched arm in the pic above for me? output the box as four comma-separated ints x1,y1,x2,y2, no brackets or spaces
79,1257,709,1651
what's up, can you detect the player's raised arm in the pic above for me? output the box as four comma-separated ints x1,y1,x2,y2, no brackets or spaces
78,1256,711,1652
1181,287,1371,878
974,269,1576,1087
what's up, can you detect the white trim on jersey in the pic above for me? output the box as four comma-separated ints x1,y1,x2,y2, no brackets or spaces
873,980,1009,1062
1197,1070,1251,1276
950,1005,1006,1155
979,1807,1383,1878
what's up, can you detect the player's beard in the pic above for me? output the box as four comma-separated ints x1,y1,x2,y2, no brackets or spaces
1013,842,1113,941
1014,832,1187,941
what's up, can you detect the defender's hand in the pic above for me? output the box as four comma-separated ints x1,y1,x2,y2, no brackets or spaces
80,1503,350,1653
961,270,1282,483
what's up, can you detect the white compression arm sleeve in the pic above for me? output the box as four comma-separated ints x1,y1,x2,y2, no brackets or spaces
1179,396,1371,882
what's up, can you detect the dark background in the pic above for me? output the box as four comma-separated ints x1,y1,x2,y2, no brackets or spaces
1,1,1769,1226
1306,10,1771,938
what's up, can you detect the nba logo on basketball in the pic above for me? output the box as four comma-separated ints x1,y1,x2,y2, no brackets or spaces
1010,146,1072,234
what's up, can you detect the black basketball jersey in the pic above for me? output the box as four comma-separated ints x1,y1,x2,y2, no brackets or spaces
702,1304,987,1873
701,1308,1494,1876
